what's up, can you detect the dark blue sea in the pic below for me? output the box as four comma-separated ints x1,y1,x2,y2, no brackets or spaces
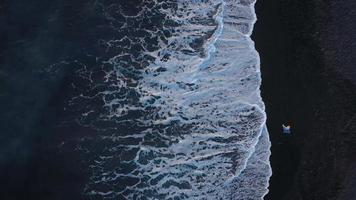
0,0,271,199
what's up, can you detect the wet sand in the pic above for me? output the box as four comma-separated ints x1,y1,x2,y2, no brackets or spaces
253,0,356,199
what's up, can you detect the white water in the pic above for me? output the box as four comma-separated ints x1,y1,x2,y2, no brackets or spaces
130,0,271,199
60,0,272,199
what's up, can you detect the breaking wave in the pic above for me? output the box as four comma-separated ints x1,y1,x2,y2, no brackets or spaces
54,0,271,199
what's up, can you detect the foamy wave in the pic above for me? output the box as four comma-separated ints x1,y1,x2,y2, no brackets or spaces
57,0,271,199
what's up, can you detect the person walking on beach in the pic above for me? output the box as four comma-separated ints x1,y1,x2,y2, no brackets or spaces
282,124,291,134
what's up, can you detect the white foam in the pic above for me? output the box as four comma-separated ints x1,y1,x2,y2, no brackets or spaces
61,0,272,199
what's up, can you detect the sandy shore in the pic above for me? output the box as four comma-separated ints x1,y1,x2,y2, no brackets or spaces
253,0,356,199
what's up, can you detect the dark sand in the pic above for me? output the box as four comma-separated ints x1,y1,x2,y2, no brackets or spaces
253,0,356,199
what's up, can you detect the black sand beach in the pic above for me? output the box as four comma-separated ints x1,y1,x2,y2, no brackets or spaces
253,0,356,199
1,1,355,199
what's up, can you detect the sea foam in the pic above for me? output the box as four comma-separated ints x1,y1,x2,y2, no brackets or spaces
56,0,271,199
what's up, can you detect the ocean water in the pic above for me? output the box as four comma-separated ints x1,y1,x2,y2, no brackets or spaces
0,0,271,199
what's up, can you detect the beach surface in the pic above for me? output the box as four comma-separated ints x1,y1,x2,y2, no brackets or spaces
253,0,356,199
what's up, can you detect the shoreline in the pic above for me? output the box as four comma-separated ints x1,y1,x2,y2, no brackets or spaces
253,0,356,199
